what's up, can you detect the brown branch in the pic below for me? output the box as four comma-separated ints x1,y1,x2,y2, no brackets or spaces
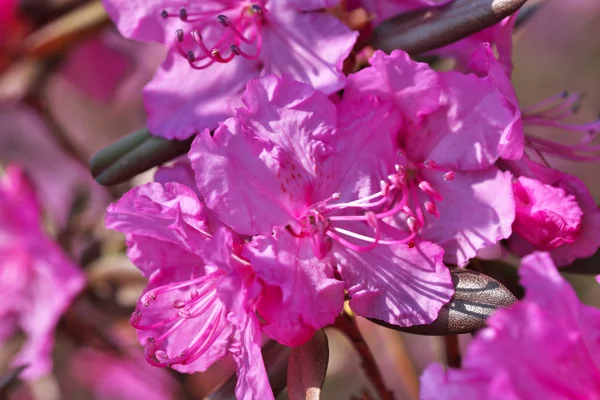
443,335,462,369
334,312,395,400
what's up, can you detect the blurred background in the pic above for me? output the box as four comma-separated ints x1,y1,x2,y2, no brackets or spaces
0,0,599,398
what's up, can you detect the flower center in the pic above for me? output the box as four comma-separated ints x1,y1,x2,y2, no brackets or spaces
130,269,227,368
162,3,266,70
522,91,600,163
286,154,454,259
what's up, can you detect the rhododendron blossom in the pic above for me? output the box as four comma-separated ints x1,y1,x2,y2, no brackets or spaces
502,156,600,266
341,49,517,266
469,43,600,164
105,169,273,399
190,74,455,345
0,165,84,380
102,0,358,139
420,252,600,399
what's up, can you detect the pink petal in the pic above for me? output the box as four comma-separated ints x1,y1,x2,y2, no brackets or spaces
468,44,524,161
189,74,339,236
144,50,259,139
260,8,357,94
334,92,403,199
105,182,211,257
512,176,583,251
134,267,234,374
244,229,345,346
59,35,132,103
506,157,600,266
420,252,600,398
283,0,341,10
417,168,515,266
434,15,517,75
230,312,275,400
344,50,442,124
548,175,600,266
410,70,517,170
334,239,453,326
101,0,179,43
0,106,110,227
69,348,178,400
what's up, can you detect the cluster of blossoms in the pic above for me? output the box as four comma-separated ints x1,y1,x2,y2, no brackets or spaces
99,0,600,398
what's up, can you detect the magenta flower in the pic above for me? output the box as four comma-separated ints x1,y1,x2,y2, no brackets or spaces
0,165,85,380
503,156,600,266
102,0,358,139
420,252,600,399
105,172,273,399
69,347,178,400
469,43,600,163
342,49,517,266
190,74,454,344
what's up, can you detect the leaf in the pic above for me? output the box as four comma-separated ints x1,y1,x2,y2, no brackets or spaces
368,0,528,55
89,129,193,185
370,268,517,335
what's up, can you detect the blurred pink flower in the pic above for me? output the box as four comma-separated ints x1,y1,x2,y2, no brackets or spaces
0,105,109,227
105,169,273,399
46,29,165,159
102,0,358,139
342,49,517,266
421,252,600,399
69,347,178,400
190,74,453,343
0,165,85,380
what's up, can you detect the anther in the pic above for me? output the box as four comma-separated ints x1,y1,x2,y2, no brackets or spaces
217,15,229,26
187,51,195,62
332,192,342,200
395,164,405,174
230,45,241,55
407,217,418,233
179,8,188,21
365,211,378,229
190,290,199,299
146,337,157,354
161,10,168,18
408,241,415,248
130,311,141,325
424,201,440,218
418,181,443,200
251,4,263,14
176,29,184,42
561,91,569,98
443,171,455,181
173,299,186,308
423,160,437,169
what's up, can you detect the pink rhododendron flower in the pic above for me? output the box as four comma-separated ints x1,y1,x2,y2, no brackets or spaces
469,43,600,164
105,170,273,399
69,348,178,400
420,252,600,399
503,156,600,266
342,49,517,266
0,165,85,380
102,0,358,140
190,74,454,344
0,105,110,227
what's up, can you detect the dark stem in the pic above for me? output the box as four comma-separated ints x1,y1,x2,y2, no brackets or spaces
334,312,395,400
443,335,462,368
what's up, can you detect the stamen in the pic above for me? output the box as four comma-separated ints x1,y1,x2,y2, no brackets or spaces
418,181,443,201
443,171,455,181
